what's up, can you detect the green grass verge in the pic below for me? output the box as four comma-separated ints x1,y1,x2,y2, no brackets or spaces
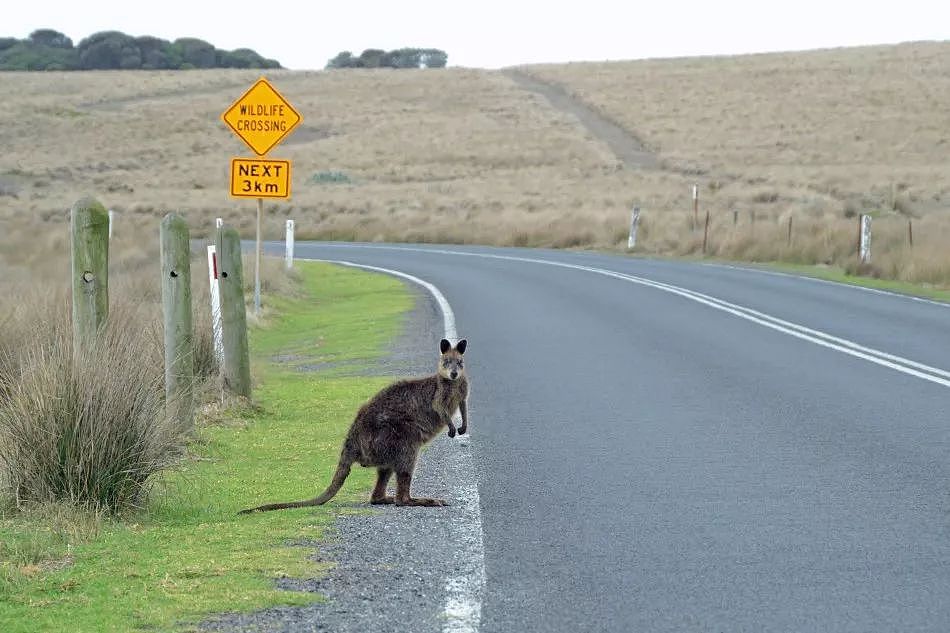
0,261,412,632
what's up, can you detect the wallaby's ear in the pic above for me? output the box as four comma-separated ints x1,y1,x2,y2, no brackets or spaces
440,338,451,354
455,339,467,355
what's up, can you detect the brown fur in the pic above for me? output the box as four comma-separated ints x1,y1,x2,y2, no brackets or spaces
238,339,469,513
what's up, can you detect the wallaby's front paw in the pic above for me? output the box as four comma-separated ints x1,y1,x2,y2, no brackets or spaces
447,427,457,438
458,426,467,435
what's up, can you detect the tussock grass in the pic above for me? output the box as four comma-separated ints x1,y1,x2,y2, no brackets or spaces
0,299,181,512
0,215,298,512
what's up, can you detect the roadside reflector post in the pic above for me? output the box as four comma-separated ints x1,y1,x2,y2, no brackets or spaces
627,207,640,250
206,244,224,364
859,214,872,264
286,219,295,269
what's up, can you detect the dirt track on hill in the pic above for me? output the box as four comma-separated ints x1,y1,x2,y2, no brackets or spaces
503,68,659,170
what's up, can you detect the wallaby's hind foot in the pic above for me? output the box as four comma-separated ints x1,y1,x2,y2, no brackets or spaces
370,496,395,505
393,471,448,506
394,496,448,507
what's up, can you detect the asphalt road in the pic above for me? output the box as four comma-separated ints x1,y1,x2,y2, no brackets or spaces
272,242,950,632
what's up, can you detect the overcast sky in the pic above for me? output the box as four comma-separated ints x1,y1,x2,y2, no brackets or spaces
5,0,948,69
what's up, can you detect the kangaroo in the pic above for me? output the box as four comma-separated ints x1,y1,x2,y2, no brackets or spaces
238,338,469,513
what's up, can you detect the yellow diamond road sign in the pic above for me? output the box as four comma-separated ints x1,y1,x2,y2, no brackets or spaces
222,78,301,156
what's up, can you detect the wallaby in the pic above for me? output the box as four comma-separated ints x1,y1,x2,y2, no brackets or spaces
238,338,469,513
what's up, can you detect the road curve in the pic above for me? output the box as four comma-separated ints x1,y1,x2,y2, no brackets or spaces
271,242,950,633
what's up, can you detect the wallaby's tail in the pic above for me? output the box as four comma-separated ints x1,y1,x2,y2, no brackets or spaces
238,453,354,515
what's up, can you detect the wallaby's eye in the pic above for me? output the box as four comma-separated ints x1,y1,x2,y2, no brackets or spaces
442,359,451,367
457,361,463,368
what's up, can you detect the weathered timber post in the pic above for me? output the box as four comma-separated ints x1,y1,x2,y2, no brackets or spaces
216,225,252,398
732,209,738,226
160,213,194,428
702,209,711,254
627,207,640,250
692,184,699,231
70,197,109,355
908,219,914,248
787,215,793,247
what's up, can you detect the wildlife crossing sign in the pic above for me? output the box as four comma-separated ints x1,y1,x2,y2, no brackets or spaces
222,77,301,156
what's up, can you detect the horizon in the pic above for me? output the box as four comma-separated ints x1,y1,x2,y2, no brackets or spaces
4,0,949,70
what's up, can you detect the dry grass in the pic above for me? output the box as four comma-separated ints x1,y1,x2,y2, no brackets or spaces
0,294,176,511
0,203,296,510
1,42,949,285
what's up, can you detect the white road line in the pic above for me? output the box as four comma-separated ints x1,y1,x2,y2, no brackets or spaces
301,258,485,633
313,245,950,389
700,261,950,309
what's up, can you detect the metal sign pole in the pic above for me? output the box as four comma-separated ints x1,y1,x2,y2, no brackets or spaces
254,197,263,315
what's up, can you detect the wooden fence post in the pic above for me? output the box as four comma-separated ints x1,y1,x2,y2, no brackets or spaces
216,225,252,399
908,219,914,248
160,213,194,428
787,215,793,247
70,197,109,354
702,209,710,254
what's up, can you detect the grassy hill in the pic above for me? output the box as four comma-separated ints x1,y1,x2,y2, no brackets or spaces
1,41,948,285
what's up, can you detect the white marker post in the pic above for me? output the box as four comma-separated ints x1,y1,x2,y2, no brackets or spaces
627,206,640,250
285,219,295,269
108,209,114,240
206,244,224,364
859,215,872,264
216,217,223,229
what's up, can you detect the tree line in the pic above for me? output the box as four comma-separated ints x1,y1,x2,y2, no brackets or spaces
0,29,282,71
326,48,448,69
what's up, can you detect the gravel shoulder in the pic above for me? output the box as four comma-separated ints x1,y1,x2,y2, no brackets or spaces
202,284,479,633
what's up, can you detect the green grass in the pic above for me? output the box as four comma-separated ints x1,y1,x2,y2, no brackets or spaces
0,261,412,632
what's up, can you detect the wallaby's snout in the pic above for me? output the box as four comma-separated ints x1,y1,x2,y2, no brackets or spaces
438,338,467,381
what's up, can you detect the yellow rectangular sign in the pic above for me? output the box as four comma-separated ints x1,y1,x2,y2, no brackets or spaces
229,158,291,199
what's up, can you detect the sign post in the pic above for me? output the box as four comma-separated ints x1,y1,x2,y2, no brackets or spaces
222,77,301,315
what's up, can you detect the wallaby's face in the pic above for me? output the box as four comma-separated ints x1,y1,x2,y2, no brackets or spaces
438,338,467,381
